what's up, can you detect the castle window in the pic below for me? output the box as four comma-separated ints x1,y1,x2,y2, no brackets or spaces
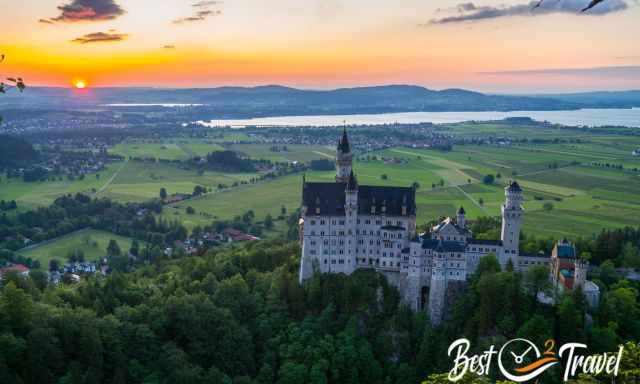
376,220,382,225
320,231,325,236
339,220,345,225
310,231,315,236
321,220,326,225
366,220,371,224
310,220,316,225
324,240,329,245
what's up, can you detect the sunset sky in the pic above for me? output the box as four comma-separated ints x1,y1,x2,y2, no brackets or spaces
1,0,639,92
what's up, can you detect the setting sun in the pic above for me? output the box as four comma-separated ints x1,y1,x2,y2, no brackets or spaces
74,80,87,89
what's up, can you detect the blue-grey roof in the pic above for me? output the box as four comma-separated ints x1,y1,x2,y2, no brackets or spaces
555,243,576,259
507,181,522,192
302,181,416,216
469,239,503,246
422,239,466,252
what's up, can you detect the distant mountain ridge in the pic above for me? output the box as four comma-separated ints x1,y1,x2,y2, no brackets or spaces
1,85,638,117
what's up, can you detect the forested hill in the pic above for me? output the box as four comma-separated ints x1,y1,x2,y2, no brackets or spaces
0,134,38,169
0,85,579,114
1,235,639,383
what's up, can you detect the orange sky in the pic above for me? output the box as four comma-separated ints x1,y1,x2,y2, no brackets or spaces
1,0,639,92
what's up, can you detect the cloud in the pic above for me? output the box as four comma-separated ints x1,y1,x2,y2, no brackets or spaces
173,1,222,24
163,45,176,49
192,1,221,7
40,0,124,23
479,65,640,77
71,31,128,44
428,0,628,24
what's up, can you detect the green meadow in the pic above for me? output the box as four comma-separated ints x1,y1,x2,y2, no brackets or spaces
159,138,640,238
226,143,335,163
18,229,138,266
3,123,640,240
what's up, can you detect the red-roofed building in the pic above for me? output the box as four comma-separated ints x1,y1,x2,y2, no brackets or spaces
0,264,30,279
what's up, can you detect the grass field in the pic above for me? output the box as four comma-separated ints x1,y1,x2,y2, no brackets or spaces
158,138,640,238
98,160,258,202
3,126,640,240
0,163,122,209
110,140,226,161
18,229,138,267
226,144,335,162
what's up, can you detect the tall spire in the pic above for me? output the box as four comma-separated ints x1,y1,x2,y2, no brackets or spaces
338,127,350,153
335,127,353,183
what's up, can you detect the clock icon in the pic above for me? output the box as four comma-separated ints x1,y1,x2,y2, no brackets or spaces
498,338,558,382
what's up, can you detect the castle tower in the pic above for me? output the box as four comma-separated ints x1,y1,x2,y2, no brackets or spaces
574,258,588,290
500,181,524,265
344,170,358,274
428,245,447,325
336,128,352,183
345,170,358,214
456,206,466,229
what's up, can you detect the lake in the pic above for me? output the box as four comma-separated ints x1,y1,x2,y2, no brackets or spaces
197,108,640,128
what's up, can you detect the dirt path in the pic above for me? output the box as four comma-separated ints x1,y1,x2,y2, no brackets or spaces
96,160,128,195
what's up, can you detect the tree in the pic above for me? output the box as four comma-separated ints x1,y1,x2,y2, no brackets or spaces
0,282,33,333
543,202,554,211
129,239,140,256
478,197,484,206
107,239,121,257
281,205,287,216
620,242,640,268
0,54,26,125
380,174,388,180
524,264,551,299
482,174,495,184
49,258,61,272
193,185,206,196
186,206,196,215
264,214,274,229
67,249,85,263
476,253,500,276
159,187,168,200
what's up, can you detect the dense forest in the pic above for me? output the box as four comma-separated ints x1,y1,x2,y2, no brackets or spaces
1,232,639,383
0,134,38,169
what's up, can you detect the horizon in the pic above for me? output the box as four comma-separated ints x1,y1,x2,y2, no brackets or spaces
9,83,640,96
1,0,639,93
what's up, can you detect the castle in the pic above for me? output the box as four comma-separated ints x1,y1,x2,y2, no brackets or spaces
299,130,596,324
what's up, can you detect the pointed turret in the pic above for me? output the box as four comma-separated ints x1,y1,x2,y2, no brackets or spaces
335,128,353,183
338,127,351,153
456,206,466,229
